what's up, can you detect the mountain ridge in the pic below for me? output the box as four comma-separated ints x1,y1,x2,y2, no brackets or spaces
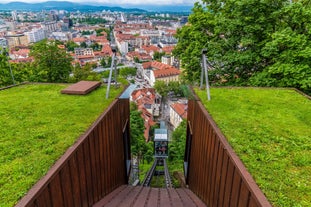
0,1,147,12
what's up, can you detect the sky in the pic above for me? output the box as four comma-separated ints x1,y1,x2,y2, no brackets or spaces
1,0,197,5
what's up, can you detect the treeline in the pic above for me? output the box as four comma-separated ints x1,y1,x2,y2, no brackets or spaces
0,40,102,87
174,0,311,95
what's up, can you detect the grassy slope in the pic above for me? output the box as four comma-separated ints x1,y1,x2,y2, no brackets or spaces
196,88,311,207
0,84,123,207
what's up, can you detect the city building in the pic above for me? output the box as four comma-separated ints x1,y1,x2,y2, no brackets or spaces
142,61,180,87
169,102,187,129
26,28,45,43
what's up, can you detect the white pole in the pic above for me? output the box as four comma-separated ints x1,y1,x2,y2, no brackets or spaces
202,49,210,101
106,53,115,99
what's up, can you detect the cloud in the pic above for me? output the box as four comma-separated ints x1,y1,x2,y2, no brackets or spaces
2,0,197,5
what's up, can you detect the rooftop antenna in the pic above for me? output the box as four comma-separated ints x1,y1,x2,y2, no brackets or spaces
200,48,211,101
106,44,117,99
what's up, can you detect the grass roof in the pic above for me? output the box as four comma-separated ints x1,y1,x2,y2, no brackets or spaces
195,87,311,207
0,83,123,207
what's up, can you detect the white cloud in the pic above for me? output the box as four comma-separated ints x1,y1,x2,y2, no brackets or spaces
1,0,197,5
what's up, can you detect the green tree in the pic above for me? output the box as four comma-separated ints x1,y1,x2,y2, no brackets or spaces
65,41,79,52
153,51,166,61
250,2,311,94
130,106,146,155
169,120,186,162
154,80,169,97
174,0,311,94
100,56,112,68
119,67,137,78
0,50,13,86
80,42,87,48
30,40,72,82
90,42,102,51
69,63,101,83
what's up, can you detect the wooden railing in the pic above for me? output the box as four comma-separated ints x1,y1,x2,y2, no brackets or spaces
16,98,130,207
184,99,272,207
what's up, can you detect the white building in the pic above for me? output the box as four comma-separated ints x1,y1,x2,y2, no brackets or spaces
74,48,94,56
161,55,174,66
120,41,129,55
26,28,45,43
169,102,187,129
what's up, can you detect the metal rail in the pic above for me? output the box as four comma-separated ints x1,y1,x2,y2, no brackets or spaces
142,159,157,187
142,158,173,188
163,159,173,188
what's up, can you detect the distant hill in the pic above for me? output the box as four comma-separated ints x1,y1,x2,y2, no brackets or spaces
138,5,193,13
0,1,146,12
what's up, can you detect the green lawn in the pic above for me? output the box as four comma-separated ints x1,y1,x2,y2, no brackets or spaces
0,83,123,207
195,87,311,207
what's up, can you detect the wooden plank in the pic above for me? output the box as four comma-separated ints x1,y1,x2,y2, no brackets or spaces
168,188,183,207
238,182,250,207
205,126,213,205
61,81,101,95
145,188,159,207
69,153,82,207
230,169,242,207
88,131,99,202
223,161,235,206
159,188,171,207
94,125,102,199
209,135,219,207
183,188,207,207
218,151,229,206
213,142,224,206
104,186,134,207
60,163,74,207
248,196,258,207
103,115,110,195
176,188,196,207
83,139,94,206
33,187,52,207
119,186,142,207
98,119,105,198
77,146,89,207
93,185,127,207
49,174,64,207
131,187,150,207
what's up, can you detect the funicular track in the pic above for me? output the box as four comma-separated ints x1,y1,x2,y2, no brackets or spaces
141,158,172,188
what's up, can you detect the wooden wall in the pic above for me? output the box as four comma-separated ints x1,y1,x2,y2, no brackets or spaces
185,99,272,207
16,98,130,207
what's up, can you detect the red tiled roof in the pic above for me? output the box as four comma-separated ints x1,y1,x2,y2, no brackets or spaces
73,37,86,43
153,68,180,78
171,103,188,119
162,46,175,54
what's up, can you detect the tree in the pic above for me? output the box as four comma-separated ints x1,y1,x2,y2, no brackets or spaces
250,2,311,94
175,0,286,83
90,42,102,51
30,40,72,83
80,42,87,48
153,51,166,61
65,41,79,52
154,80,169,97
169,120,186,162
100,56,112,68
174,0,311,94
130,107,146,156
119,67,137,78
69,63,101,83
0,50,13,86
